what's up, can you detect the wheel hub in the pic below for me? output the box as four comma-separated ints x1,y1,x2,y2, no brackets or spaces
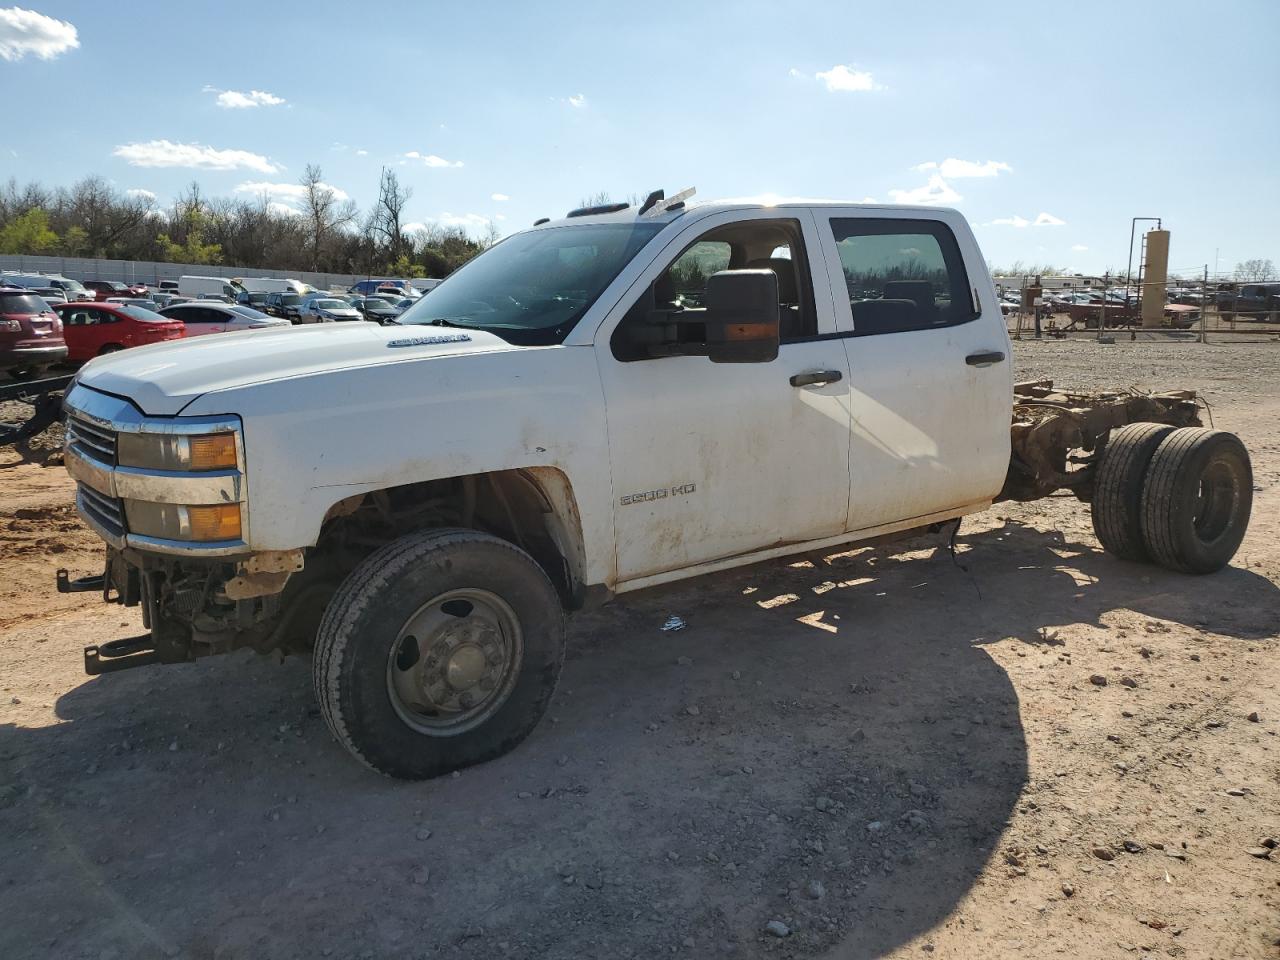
387,588,523,736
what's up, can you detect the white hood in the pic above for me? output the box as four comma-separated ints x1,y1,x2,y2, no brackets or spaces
75,322,517,415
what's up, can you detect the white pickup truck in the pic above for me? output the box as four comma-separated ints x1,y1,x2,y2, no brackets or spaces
58,192,1253,778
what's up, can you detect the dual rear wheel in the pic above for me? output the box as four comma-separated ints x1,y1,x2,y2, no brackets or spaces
1092,425,1252,574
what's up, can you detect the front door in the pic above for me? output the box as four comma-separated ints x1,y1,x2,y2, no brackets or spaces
597,211,852,584
810,210,1013,530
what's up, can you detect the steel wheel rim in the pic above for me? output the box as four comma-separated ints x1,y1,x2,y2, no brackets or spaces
386,588,523,737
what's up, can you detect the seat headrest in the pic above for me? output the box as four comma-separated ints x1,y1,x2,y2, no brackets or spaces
747,258,799,303
851,298,920,335
881,281,936,312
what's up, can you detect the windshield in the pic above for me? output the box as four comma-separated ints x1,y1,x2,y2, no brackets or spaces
313,299,346,310
119,304,170,323
280,294,301,305
399,221,664,344
56,278,86,292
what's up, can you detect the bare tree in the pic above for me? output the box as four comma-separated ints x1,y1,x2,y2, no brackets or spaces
300,164,356,271
370,167,412,265
1234,258,1277,282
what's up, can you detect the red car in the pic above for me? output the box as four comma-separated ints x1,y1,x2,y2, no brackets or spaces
0,287,67,378
54,301,184,361
83,279,148,301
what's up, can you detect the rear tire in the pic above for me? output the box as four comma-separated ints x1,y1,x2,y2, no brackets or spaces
1091,422,1177,562
1140,428,1253,574
313,528,566,779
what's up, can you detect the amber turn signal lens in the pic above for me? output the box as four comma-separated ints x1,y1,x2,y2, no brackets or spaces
186,504,242,541
188,433,238,470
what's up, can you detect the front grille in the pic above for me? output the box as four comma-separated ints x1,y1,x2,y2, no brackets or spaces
77,482,126,538
67,414,117,465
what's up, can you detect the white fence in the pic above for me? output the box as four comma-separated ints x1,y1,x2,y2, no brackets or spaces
0,254,367,291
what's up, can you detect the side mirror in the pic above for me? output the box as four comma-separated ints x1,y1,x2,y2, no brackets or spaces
704,269,780,363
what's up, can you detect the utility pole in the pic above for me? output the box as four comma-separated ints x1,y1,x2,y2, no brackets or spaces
1199,265,1208,344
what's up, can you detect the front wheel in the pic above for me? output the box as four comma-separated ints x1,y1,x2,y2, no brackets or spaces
313,529,566,779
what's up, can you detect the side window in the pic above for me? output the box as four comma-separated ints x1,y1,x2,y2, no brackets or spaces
64,309,91,326
612,218,817,361
167,307,198,323
93,309,120,324
829,218,976,335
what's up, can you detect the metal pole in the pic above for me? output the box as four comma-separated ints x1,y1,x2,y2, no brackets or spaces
1097,272,1108,340
1199,265,1208,344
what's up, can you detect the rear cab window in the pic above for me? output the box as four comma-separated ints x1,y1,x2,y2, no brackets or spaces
828,218,977,336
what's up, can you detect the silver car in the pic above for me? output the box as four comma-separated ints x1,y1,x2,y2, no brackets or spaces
299,297,364,324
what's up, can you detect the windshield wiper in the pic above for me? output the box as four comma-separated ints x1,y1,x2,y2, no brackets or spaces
425,317,475,328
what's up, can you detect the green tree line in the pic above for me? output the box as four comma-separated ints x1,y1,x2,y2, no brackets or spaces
0,166,493,279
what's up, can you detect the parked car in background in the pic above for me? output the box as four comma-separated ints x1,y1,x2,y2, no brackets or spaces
105,297,164,311
299,298,364,323
177,276,238,301
1230,282,1280,319
391,297,417,315
33,286,69,307
151,292,188,309
55,301,185,360
409,277,442,294
349,296,401,323
83,280,133,301
236,290,270,310
157,301,290,337
1,272,93,301
349,278,414,298
157,280,180,293
264,292,305,322
0,287,67,378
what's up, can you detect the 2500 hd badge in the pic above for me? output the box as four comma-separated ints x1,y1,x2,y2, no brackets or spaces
619,482,697,506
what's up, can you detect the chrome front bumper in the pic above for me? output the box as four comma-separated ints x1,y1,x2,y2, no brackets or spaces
62,385,250,557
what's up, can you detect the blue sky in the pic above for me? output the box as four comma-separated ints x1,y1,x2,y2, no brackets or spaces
2,0,1277,276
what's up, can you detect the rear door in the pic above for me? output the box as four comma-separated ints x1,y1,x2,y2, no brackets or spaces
810,209,1012,531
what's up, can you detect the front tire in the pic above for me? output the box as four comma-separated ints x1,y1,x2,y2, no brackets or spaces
313,529,566,779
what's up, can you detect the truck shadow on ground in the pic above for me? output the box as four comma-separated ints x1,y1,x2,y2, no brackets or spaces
1,519,1275,959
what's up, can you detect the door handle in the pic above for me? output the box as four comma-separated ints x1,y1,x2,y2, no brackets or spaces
965,350,1005,367
790,369,843,387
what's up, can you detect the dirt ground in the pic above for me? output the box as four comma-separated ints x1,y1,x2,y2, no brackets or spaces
1,340,1277,960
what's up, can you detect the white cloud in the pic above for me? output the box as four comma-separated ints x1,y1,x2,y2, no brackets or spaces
915,158,1012,179
0,7,78,61
491,192,510,202
404,222,428,234
986,212,1067,228
203,85,286,109
566,93,587,108
495,213,507,221
815,64,880,93
787,67,802,78
125,188,157,202
887,175,962,206
234,180,350,203
1071,243,1089,252
113,140,281,173
435,212,491,229
355,148,368,156
404,151,463,168
268,201,303,218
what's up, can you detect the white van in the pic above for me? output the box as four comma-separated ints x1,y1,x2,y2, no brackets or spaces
236,277,309,296
178,276,239,301
409,278,442,293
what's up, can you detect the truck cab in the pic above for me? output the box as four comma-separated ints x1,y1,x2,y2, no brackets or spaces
60,194,1247,778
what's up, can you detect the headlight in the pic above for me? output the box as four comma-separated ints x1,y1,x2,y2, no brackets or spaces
117,432,238,471
124,501,242,541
